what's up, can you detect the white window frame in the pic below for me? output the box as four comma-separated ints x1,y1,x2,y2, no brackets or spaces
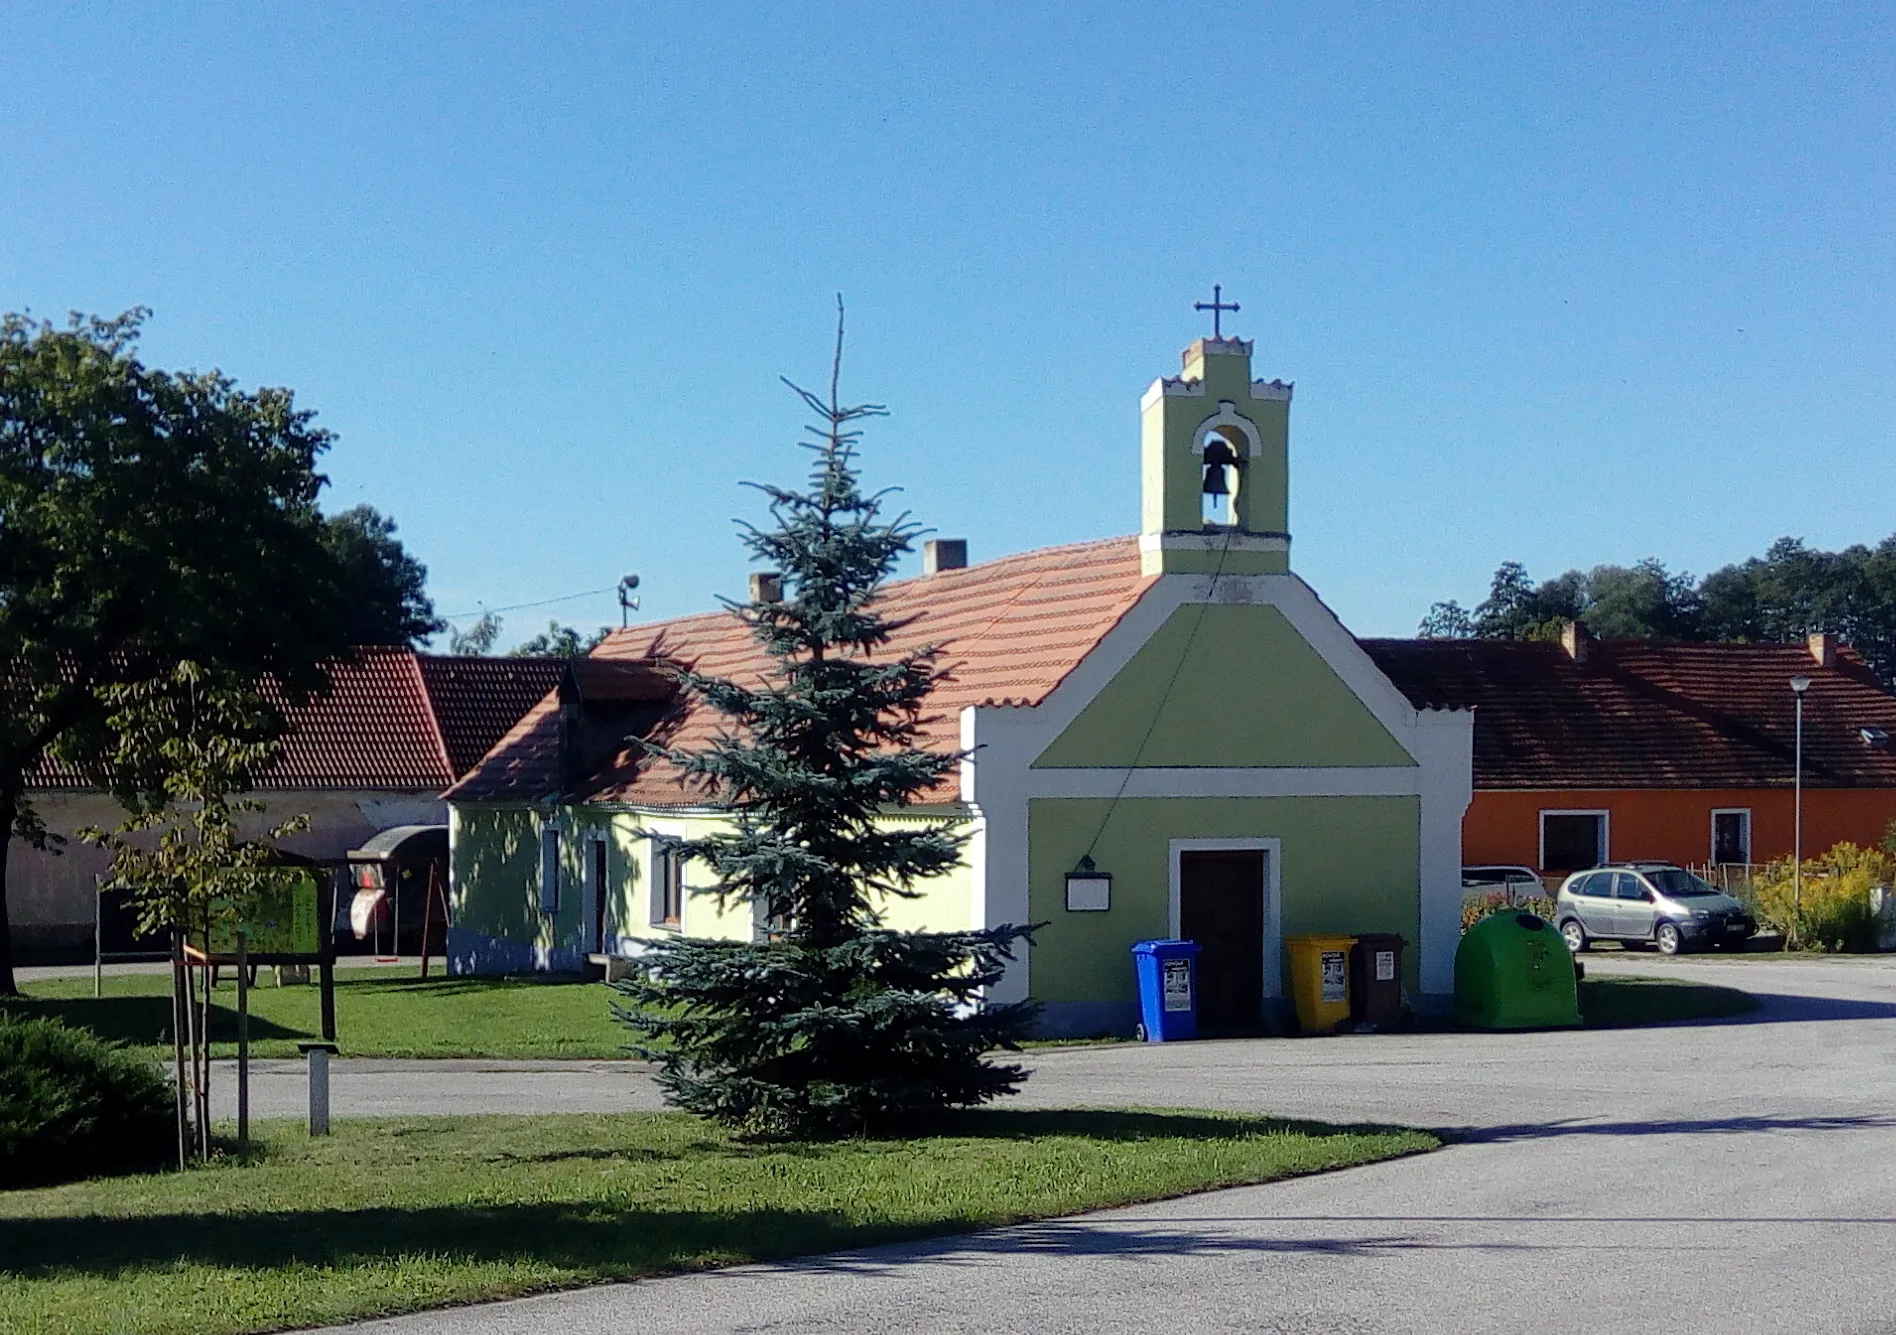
538,824,561,915
1710,808,1752,865
1538,809,1610,872
1168,837,1283,1001
648,838,684,930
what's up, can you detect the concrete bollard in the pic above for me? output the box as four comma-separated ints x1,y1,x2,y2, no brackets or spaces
297,1041,339,1136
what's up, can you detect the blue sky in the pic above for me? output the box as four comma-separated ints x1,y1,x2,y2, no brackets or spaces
3,3,1891,641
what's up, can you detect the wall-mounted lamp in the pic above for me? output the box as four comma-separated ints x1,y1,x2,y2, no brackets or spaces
1065,855,1112,912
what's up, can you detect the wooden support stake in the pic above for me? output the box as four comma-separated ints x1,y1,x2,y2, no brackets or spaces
236,929,250,1151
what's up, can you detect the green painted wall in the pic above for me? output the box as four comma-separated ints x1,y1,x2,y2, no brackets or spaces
1034,604,1415,769
1026,795,1421,1004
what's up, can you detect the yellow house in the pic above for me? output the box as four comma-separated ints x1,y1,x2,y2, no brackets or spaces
445,331,1474,1034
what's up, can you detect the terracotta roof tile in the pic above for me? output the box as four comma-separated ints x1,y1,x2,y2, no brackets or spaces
1362,638,1896,790
446,537,1155,806
415,655,568,777
28,648,565,794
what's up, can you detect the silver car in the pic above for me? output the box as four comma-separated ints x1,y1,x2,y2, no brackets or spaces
1554,862,1758,956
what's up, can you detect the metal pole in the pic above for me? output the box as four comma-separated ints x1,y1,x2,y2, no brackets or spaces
94,880,103,999
307,1046,331,1136
236,929,250,1151
1793,689,1805,942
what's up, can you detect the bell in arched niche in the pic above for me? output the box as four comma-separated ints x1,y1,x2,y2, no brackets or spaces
1201,434,1242,526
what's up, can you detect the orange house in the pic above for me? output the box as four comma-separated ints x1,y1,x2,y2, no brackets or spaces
1362,629,1896,877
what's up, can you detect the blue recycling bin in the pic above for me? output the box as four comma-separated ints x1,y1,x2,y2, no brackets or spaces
1131,939,1202,1041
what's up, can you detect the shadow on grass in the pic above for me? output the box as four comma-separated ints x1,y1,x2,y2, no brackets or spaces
0,1110,1418,1281
327,973,601,998
0,995,307,1047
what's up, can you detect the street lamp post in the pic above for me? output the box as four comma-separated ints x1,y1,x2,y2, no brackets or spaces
1790,673,1813,945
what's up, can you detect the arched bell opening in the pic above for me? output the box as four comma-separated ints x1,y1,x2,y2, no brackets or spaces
1200,426,1245,527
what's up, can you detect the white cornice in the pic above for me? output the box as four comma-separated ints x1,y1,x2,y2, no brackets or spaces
1139,531,1291,553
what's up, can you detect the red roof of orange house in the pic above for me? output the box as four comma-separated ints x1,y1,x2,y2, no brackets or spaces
1361,638,1896,790
29,647,564,793
445,537,1156,807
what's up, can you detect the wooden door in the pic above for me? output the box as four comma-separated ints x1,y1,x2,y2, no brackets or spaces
1178,850,1266,1034
591,840,611,953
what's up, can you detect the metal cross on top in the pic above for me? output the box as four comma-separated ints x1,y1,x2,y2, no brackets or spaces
1194,284,1240,338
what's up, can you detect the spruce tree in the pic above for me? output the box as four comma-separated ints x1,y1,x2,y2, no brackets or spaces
612,307,1036,1138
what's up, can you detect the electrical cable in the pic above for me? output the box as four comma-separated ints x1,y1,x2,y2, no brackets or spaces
1077,523,1239,867
439,586,618,621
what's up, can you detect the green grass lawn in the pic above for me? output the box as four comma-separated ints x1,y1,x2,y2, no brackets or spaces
0,1109,1436,1335
3,969,627,1060
1578,974,1757,1026
6,965,1761,1060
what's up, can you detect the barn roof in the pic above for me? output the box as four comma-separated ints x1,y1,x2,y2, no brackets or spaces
28,647,567,793
1361,637,1896,790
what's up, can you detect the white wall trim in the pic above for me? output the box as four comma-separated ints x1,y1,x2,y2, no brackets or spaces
1138,531,1290,555
1027,766,1429,800
963,569,1475,1005
1539,808,1612,870
1168,838,1283,1000
1710,807,1752,864
1190,401,1264,458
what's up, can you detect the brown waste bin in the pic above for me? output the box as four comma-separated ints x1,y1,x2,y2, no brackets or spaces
1349,933,1407,1030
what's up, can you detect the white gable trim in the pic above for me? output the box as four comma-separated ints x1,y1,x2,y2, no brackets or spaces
962,569,1473,1008
1169,838,1284,1000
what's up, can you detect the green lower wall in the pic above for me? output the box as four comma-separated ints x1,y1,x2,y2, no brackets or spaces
1027,795,1421,1005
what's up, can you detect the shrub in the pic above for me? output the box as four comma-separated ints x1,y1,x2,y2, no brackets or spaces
1752,842,1896,953
1463,893,1555,933
0,1014,174,1188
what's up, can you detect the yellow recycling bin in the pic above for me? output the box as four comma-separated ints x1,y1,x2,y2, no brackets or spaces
1287,934,1358,1034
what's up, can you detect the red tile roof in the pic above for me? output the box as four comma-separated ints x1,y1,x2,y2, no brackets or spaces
28,648,565,793
265,646,450,789
1362,638,1896,790
446,537,1156,806
415,656,567,777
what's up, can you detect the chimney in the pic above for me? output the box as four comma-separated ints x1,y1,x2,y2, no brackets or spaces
1808,632,1838,668
1560,619,1590,663
923,539,968,576
749,572,783,604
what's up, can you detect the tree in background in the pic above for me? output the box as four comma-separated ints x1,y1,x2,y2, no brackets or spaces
79,663,306,1164
0,311,353,994
321,504,445,646
509,621,612,658
447,611,504,656
612,308,1036,1139
1419,537,1896,683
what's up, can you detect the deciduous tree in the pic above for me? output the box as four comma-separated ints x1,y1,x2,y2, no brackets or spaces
321,504,445,647
0,311,351,993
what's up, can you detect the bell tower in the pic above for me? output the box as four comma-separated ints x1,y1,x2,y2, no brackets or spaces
1139,326,1293,577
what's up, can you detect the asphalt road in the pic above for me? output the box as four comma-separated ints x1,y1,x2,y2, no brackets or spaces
293,954,1896,1334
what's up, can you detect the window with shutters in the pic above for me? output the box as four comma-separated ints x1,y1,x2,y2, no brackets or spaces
650,840,684,928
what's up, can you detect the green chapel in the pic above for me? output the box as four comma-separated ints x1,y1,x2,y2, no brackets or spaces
444,328,1475,1033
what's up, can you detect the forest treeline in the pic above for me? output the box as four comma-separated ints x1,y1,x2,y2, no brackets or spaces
1419,534,1896,684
